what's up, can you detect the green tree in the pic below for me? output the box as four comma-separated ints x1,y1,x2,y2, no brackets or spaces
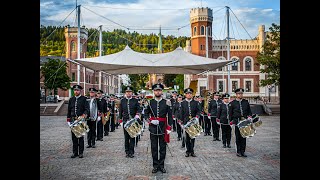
256,23,280,87
173,74,184,94
40,58,71,102
163,74,177,88
128,74,149,91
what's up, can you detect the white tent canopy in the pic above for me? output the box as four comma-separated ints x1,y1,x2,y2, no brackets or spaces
74,45,231,74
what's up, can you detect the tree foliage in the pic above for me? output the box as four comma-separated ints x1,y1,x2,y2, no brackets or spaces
256,23,280,87
40,58,71,95
173,74,184,94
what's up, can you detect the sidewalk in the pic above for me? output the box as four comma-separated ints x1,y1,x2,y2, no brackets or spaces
40,116,280,179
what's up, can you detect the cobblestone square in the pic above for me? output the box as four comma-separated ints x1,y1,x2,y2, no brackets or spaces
40,115,280,180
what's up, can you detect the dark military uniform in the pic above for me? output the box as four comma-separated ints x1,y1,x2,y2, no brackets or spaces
67,85,89,158
109,94,116,132
103,98,111,136
144,83,172,173
209,93,223,141
174,99,183,140
230,88,252,157
96,90,108,141
170,90,178,132
119,86,141,157
86,88,98,148
181,88,201,157
216,94,232,148
197,97,205,132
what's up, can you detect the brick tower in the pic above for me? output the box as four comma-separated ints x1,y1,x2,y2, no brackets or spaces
190,7,213,57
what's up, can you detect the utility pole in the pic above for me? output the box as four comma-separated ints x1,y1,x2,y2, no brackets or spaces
226,6,231,94
77,5,81,85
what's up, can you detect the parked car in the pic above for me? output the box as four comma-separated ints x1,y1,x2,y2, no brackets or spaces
46,95,63,102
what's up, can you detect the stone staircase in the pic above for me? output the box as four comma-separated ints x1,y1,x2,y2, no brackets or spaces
57,102,68,116
268,105,280,115
40,106,57,116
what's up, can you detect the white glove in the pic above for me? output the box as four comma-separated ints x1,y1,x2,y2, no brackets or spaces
173,118,176,120
97,116,101,121
166,130,172,134
67,122,71,127
135,114,140,119
150,120,159,125
195,117,199,123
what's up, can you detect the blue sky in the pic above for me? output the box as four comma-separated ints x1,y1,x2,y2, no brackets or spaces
40,0,279,39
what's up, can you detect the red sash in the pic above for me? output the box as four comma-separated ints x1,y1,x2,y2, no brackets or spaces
149,117,171,143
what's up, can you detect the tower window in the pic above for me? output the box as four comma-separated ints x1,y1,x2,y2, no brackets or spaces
193,26,197,36
208,26,211,36
71,41,76,52
200,26,205,35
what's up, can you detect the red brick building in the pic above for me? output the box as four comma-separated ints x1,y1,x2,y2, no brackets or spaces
40,26,121,99
184,7,278,99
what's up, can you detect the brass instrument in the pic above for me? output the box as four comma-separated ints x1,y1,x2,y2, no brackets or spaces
184,117,203,139
124,118,143,138
202,90,211,114
102,111,111,126
70,116,90,138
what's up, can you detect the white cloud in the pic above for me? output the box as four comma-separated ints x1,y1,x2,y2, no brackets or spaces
40,0,280,39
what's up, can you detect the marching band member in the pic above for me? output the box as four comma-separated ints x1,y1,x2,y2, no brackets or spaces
144,83,172,173
67,85,89,158
86,88,98,148
119,86,141,158
216,93,232,148
229,88,252,157
170,90,178,132
208,92,222,141
181,88,201,157
96,90,108,141
174,94,184,141
109,94,116,132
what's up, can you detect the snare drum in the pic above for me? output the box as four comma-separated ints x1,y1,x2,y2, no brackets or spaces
70,118,89,138
251,114,262,127
237,119,256,138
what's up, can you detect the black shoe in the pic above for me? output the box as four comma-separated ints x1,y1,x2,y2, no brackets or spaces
236,153,242,157
160,167,166,173
204,133,207,136
129,154,134,158
125,154,129,158
208,133,212,136
71,154,78,158
177,138,181,141
79,154,83,158
216,138,221,141
92,145,96,148
213,138,217,141
152,167,158,173
181,145,185,148
223,144,226,148
227,144,231,148
185,153,190,157
241,152,247,157
86,145,92,148
191,153,197,157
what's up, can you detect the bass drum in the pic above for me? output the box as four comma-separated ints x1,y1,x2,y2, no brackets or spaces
237,119,256,138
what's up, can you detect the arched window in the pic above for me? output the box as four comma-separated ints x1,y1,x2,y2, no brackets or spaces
71,41,76,52
200,26,205,35
193,26,197,36
231,57,239,71
217,56,226,71
245,57,252,71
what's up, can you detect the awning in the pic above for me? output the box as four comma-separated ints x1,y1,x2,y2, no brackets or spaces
73,45,231,74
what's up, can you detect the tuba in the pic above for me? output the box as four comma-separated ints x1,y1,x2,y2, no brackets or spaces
124,117,143,138
184,117,203,139
70,116,90,138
